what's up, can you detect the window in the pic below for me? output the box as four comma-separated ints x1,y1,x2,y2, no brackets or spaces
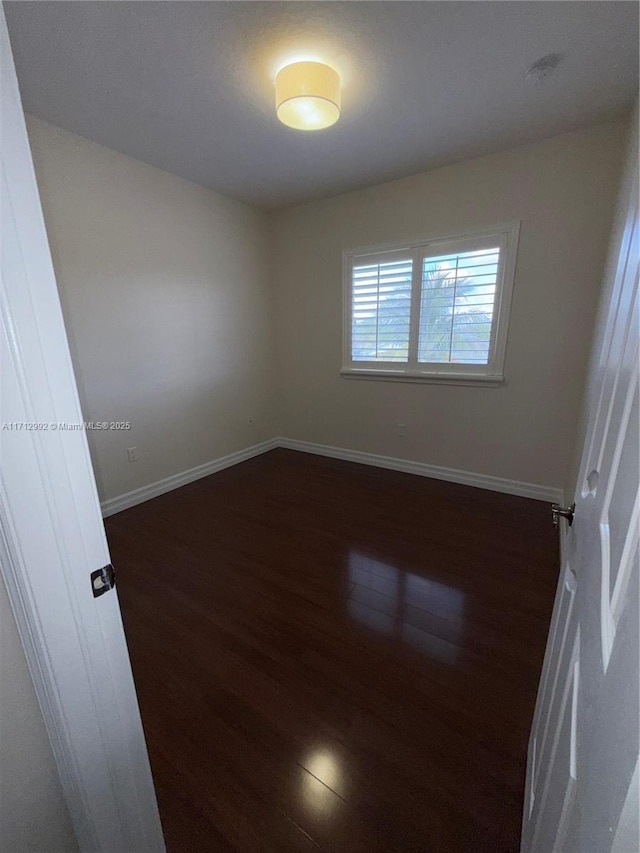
342,224,519,385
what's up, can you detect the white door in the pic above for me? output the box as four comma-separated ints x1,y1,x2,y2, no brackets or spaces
521,113,639,852
0,8,165,851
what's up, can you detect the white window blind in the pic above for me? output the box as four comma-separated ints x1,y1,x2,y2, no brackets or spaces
351,256,413,362
343,224,519,385
418,247,500,365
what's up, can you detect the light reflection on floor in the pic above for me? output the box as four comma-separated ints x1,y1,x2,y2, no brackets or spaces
300,749,342,817
300,563,466,819
347,550,466,664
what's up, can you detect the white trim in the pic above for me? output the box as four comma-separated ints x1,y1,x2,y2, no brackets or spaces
340,368,504,387
342,221,523,259
101,439,279,516
277,438,563,502
101,437,563,514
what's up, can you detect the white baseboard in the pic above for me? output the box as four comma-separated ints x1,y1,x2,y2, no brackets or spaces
100,439,279,517
101,435,563,517
276,437,564,503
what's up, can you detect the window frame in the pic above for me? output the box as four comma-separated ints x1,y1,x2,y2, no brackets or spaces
341,222,520,386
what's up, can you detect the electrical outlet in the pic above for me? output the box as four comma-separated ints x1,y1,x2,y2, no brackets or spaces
397,423,406,437
127,447,138,463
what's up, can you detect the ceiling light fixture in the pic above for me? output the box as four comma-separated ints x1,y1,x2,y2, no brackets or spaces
275,61,340,131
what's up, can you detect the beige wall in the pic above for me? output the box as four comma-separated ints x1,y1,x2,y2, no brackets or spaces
270,120,628,497
0,573,77,852
27,116,276,503
27,117,627,504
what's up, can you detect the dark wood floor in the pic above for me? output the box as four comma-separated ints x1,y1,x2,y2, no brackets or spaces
106,449,559,853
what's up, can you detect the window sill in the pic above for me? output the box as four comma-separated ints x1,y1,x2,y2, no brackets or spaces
340,368,504,387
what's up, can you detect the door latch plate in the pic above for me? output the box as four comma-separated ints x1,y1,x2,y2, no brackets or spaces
91,563,116,597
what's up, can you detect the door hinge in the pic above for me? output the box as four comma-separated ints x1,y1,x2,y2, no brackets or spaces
91,563,116,597
551,502,576,527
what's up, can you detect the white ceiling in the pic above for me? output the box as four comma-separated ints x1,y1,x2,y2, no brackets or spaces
5,1,639,209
